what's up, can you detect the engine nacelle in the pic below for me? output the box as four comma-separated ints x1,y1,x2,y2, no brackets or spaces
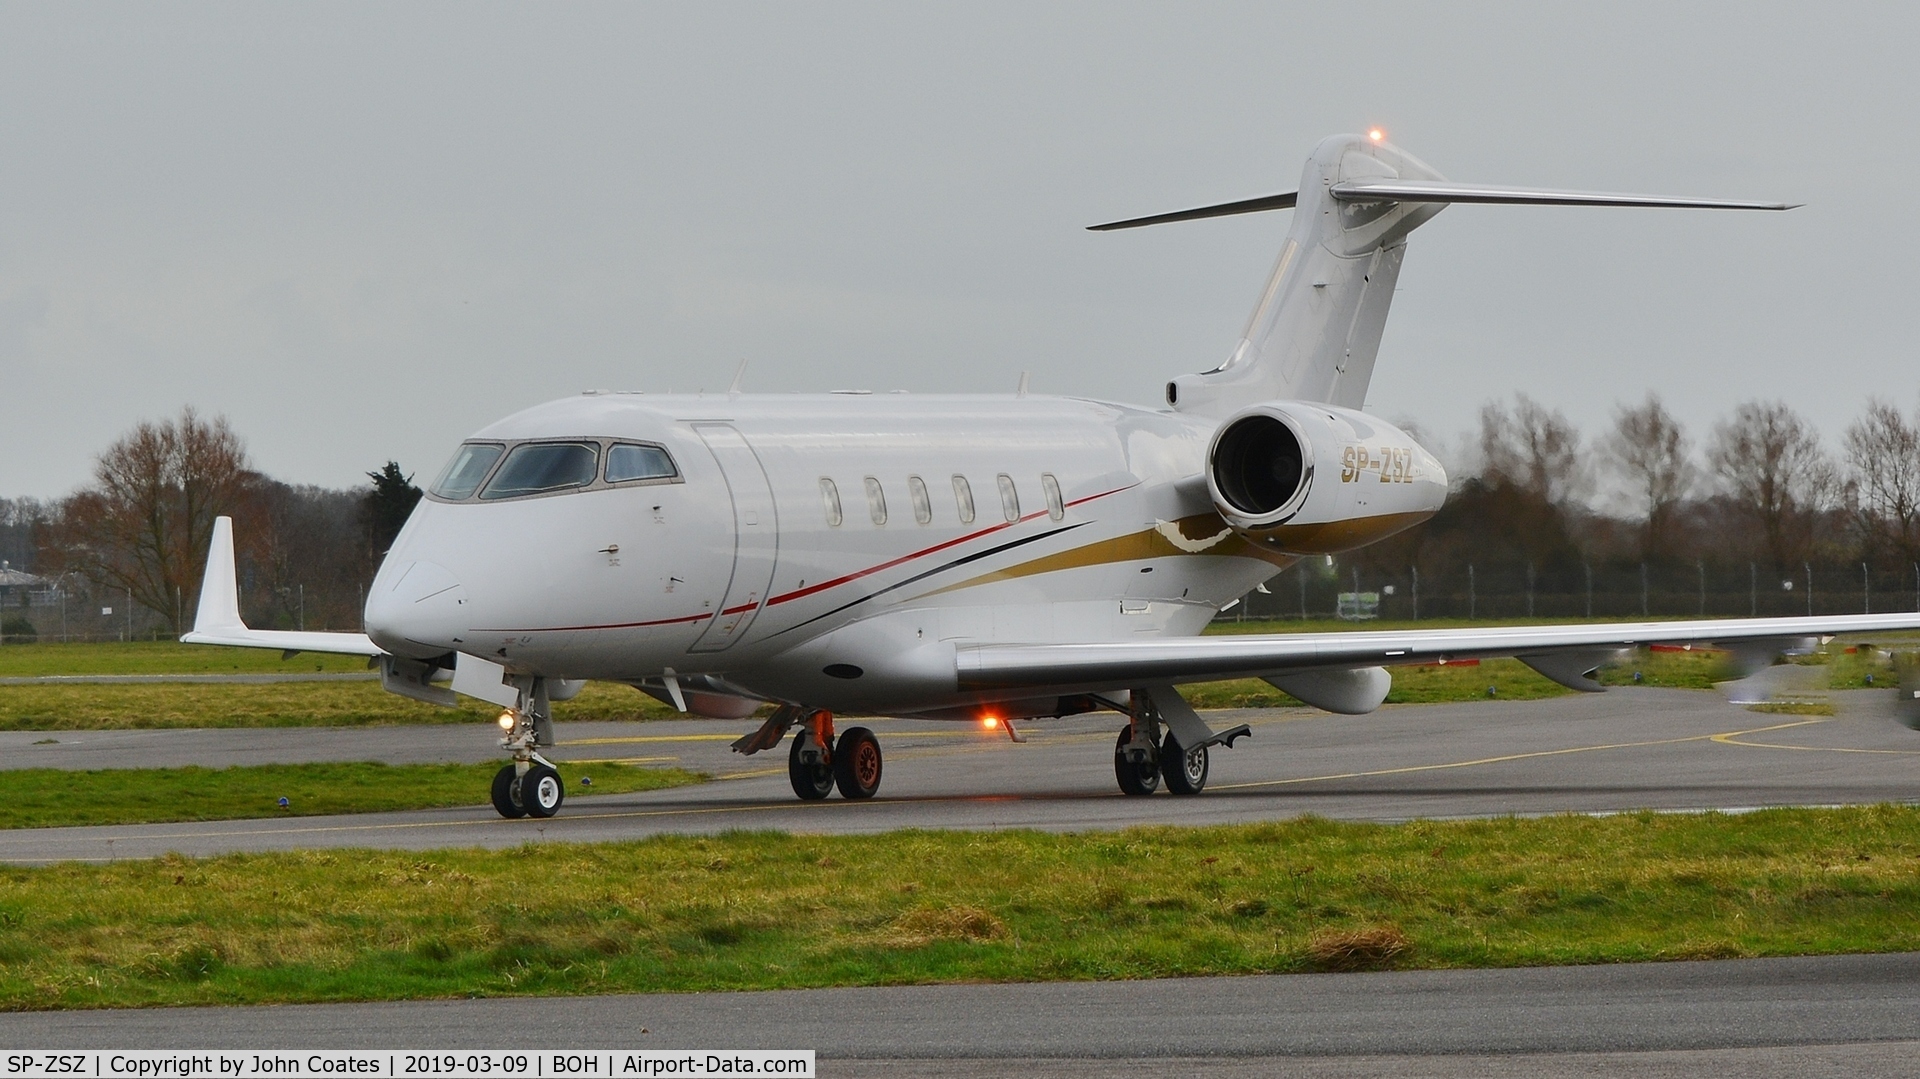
1206,401,1446,554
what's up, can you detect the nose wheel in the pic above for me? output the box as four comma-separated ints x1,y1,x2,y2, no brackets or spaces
490,762,565,819
491,764,528,818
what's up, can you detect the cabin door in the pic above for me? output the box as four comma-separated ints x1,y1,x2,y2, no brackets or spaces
688,424,780,652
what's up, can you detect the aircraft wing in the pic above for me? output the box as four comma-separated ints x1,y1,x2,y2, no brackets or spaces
178,516,383,657
955,613,1920,694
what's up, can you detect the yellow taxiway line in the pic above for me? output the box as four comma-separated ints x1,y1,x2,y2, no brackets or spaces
1210,718,1826,791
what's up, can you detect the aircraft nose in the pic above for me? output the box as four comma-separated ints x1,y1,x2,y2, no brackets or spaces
364,561,471,659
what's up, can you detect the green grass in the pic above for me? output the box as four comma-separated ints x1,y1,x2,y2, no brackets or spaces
0,681,683,731
0,761,702,829
0,642,370,677
1180,658,1573,710
2,807,1918,1009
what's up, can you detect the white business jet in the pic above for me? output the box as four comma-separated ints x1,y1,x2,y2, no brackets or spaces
186,131,1920,818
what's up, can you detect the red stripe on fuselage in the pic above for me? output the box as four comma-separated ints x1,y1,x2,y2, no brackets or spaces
763,482,1136,607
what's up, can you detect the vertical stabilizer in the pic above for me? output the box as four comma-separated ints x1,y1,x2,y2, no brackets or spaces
1094,135,1793,420
1165,134,1445,417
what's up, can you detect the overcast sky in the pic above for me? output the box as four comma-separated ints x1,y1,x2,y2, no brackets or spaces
2,2,1915,498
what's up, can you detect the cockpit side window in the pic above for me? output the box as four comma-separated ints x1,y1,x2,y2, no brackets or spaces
429,443,505,500
479,442,600,500
606,443,678,484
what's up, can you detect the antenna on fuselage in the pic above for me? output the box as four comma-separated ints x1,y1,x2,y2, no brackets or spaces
1016,371,1030,398
728,359,748,396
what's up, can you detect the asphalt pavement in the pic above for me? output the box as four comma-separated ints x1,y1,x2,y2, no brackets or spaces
1,953,1916,1077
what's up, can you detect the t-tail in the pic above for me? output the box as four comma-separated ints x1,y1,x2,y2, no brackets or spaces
1091,132,1797,418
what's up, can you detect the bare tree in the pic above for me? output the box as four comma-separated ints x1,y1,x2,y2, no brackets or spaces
1706,400,1831,577
1479,393,1587,506
1606,392,1693,561
41,408,256,633
1844,398,1920,565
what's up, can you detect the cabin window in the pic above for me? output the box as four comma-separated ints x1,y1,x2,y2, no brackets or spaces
820,478,843,527
952,475,975,524
479,442,599,500
907,475,932,525
997,474,1020,522
606,443,678,484
1042,473,1064,521
864,476,888,525
429,442,505,500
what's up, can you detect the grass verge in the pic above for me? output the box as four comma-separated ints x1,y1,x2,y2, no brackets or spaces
0,761,702,829
0,642,370,677
2,807,1917,1009
0,681,682,730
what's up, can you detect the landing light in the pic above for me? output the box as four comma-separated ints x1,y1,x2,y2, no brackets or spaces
982,715,999,730
497,711,517,730
1369,128,1385,142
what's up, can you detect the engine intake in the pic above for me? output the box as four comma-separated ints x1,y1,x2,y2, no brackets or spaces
1206,401,1447,554
1211,413,1310,518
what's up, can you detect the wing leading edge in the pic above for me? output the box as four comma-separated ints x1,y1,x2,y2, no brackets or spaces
955,613,1920,694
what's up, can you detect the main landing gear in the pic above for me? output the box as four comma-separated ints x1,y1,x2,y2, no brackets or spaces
733,705,885,801
491,676,565,819
1113,687,1250,797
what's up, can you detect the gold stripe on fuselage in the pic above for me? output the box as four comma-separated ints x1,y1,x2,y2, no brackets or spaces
912,512,1294,601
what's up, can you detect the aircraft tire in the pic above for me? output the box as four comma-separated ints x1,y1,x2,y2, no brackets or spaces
1113,725,1160,796
491,764,529,819
789,733,835,800
1159,731,1209,795
522,764,565,818
832,727,883,799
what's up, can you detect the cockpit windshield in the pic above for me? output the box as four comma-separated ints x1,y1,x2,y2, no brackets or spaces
429,443,505,500
480,442,601,500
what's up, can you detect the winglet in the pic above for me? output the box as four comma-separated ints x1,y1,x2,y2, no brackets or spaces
191,516,246,634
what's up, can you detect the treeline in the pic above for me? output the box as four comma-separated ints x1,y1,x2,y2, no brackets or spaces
1,410,421,639
1312,393,1920,620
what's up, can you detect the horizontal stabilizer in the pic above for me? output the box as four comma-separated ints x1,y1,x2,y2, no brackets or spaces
179,516,383,657
1087,191,1297,231
1329,180,1797,211
1088,180,1794,235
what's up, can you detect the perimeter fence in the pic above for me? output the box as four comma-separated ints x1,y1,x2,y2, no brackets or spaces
1223,559,1920,623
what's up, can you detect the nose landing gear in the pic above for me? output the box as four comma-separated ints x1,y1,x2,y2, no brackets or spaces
490,677,566,819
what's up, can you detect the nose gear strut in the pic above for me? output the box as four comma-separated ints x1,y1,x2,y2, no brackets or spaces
489,675,565,819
